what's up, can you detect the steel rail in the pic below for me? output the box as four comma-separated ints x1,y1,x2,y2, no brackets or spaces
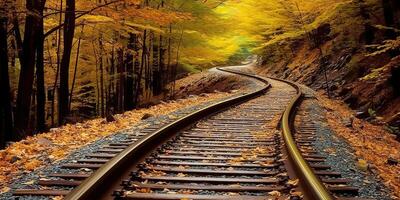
64,68,271,200
277,78,334,200
219,67,334,200
65,67,333,200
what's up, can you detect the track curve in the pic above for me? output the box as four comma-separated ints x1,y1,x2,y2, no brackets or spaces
13,67,348,200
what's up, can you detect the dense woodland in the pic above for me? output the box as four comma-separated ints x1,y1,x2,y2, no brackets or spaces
0,0,238,148
0,0,399,148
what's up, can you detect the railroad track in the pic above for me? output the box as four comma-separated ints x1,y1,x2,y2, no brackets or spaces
13,68,361,200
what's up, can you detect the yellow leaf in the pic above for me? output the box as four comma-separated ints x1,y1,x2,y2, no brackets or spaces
0,187,10,194
290,189,303,197
23,180,35,185
287,179,299,187
357,159,368,171
268,190,281,196
52,196,64,200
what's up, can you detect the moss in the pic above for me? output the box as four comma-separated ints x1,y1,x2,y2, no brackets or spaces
360,66,386,80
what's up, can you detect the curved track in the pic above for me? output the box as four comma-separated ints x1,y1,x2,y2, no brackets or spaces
14,68,360,200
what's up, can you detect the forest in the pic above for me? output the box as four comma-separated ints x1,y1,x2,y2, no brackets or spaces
0,0,399,147
0,0,400,199
0,0,242,148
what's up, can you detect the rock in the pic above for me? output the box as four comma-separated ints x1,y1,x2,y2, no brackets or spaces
37,137,53,146
49,128,60,132
387,157,399,165
188,95,197,98
141,113,154,120
200,93,209,97
106,114,116,122
5,141,14,147
355,111,368,119
10,156,21,163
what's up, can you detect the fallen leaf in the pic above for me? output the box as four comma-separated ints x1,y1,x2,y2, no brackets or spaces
0,187,10,194
357,159,368,171
287,179,299,187
268,190,281,196
23,180,35,185
136,188,152,193
227,192,239,196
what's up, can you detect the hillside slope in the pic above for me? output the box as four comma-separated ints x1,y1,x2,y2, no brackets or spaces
256,0,400,137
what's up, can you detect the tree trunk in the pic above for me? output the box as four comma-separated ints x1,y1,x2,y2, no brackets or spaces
167,24,172,86
58,0,75,125
171,29,184,98
51,0,63,126
145,33,151,91
134,30,147,106
69,25,84,111
117,48,125,112
36,11,46,133
382,0,396,38
109,46,116,113
152,34,161,95
357,0,375,44
15,0,42,137
125,34,135,110
0,13,13,148
12,14,24,69
159,33,166,95
99,37,105,117
92,42,100,115
133,37,140,108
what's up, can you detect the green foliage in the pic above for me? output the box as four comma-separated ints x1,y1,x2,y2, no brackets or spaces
360,66,386,81
368,108,377,117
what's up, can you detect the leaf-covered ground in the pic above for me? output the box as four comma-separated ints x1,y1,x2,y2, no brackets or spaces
0,91,231,192
316,92,400,199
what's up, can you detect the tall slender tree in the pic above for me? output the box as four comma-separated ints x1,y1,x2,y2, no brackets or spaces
59,0,76,124
36,0,47,132
0,1,13,148
134,30,147,106
15,0,43,137
125,34,135,110
99,37,105,117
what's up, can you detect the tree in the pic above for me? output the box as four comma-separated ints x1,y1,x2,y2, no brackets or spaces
125,33,135,110
15,0,45,137
0,1,13,148
382,0,397,38
1,0,238,146
58,0,76,125
36,0,47,132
